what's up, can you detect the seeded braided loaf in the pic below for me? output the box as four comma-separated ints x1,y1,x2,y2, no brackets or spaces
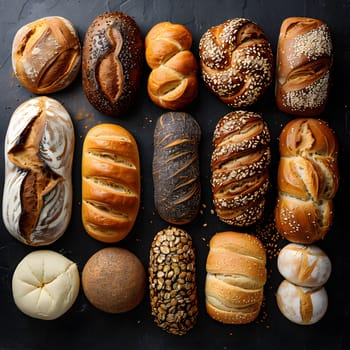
199,18,274,107
211,110,271,226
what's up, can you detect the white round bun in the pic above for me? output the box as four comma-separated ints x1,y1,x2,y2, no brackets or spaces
12,250,80,320
276,279,328,325
277,243,331,287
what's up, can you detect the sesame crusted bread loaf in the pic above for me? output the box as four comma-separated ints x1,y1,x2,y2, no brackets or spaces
211,111,271,226
12,16,81,94
82,124,140,243
199,18,274,108
82,12,143,116
275,17,333,116
149,226,198,335
145,21,198,110
153,112,201,225
275,118,339,244
205,231,267,324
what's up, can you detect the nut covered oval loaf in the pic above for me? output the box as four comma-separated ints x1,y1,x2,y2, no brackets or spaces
275,118,339,244
2,97,74,246
149,226,198,335
145,21,198,110
275,17,332,116
82,12,143,116
205,231,267,324
153,112,201,225
199,18,274,107
82,123,140,243
211,111,271,226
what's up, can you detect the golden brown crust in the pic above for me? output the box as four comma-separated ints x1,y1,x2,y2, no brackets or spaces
82,124,140,243
82,12,143,116
12,16,81,94
199,18,274,107
205,231,266,324
211,111,271,226
276,17,332,116
145,21,198,110
275,118,339,244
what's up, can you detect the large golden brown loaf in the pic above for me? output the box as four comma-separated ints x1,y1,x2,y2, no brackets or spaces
12,16,81,94
275,17,332,116
145,21,198,110
211,111,271,226
205,231,267,324
82,12,143,116
275,118,339,244
199,18,274,107
82,124,140,243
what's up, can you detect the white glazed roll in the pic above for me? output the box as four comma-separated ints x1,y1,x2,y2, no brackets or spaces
276,279,328,325
12,250,80,320
277,243,331,287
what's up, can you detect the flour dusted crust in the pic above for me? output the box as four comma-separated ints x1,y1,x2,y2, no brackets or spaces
12,250,80,320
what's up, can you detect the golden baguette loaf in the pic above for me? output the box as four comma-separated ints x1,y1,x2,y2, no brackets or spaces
275,118,339,244
276,17,332,116
145,21,198,110
205,231,267,324
211,111,271,226
82,124,140,243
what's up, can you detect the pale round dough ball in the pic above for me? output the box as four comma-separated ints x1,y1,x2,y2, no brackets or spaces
276,279,328,325
82,247,146,314
277,243,331,287
12,250,80,320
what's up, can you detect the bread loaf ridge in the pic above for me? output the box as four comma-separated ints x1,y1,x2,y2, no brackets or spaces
275,118,339,244
82,123,140,243
2,97,74,246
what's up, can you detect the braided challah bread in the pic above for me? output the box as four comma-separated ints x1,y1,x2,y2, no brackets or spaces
205,231,267,324
211,111,271,226
145,22,198,110
199,18,274,107
275,118,339,244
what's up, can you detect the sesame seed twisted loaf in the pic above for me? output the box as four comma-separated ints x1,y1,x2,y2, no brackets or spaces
275,118,339,244
275,17,333,116
205,231,267,324
211,111,271,226
145,22,198,110
199,18,274,107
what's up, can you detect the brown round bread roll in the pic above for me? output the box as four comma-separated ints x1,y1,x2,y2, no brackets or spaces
3,97,74,246
199,18,274,107
82,12,143,116
275,118,339,244
145,21,198,110
211,110,271,226
82,247,146,314
153,112,201,225
82,123,140,243
205,231,267,324
149,226,198,335
12,16,81,94
275,17,332,116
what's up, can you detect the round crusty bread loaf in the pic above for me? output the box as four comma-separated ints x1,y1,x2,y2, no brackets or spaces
12,250,80,320
276,279,328,325
277,243,331,287
82,247,146,314
205,231,267,324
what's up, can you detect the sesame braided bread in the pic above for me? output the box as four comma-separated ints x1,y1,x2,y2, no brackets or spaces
275,118,339,244
211,111,271,226
199,18,274,107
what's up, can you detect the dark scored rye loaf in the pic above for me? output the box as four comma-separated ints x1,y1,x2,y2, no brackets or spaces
152,112,201,225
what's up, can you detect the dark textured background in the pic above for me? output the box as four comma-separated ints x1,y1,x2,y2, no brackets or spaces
0,0,349,349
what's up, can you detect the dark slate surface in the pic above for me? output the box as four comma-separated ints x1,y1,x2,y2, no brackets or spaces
0,0,349,349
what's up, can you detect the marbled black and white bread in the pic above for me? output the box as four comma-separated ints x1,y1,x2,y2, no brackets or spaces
275,17,332,116
211,111,271,226
199,18,274,107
